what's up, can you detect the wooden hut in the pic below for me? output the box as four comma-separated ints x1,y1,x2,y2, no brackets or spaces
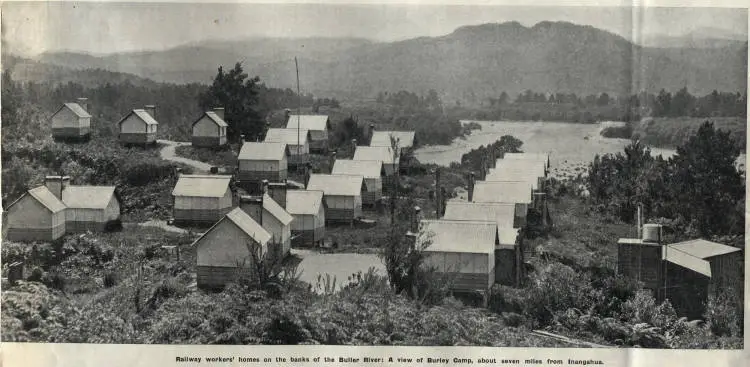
306,174,365,225
442,201,517,228
487,160,547,191
237,142,289,193
192,108,228,147
193,208,271,289
239,193,294,263
369,130,416,153
61,185,121,233
171,174,233,225
263,128,311,167
414,219,499,304
5,185,67,242
471,181,533,227
285,114,332,154
502,152,551,174
285,190,326,246
353,146,398,176
50,99,91,141
331,159,384,207
117,106,158,146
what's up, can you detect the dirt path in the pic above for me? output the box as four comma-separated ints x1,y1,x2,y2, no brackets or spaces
157,139,213,173
124,220,197,235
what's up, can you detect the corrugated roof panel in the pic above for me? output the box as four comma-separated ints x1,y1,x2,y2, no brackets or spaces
503,152,550,169
285,115,330,131
262,194,293,225
63,103,91,118
353,146,396,164
485,168,542,190
27,186,67,213
225,207,272,244
204,111,228,127
668,239,742,259
62,186,116,209
264,128,310,145
238,142,288,161
332,159,383,178
418,220,497,254
370,131,416,148
663,246,712,277
472,181,532,204
286,190,323,215
172,175,232,198
306,174,364,197
443,201,516,229
133,109,159,125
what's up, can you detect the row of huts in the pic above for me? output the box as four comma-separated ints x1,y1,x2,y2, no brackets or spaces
408,152,552,304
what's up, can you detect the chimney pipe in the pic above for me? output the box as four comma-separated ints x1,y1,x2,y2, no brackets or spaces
351,139,357,156
213,107,225,120
144,105,156,120
467,172,475,202
76,97,88,113
284,109,291,122
435,168,442,217
329,151,337,172
368,124,375,143
304,163,312,188
239,195,264,226
268,181,288,209
411,206,421,233
45,175,70,200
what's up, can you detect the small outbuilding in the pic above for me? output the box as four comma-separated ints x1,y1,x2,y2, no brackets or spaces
285,114,332,154
61,184,121,233
331,159,384,207
239,192,294,263
192,108,228,147
353,146,399,176
171,174,234,225
263,128,311,167
50,98,91,141
285,190,326,246
305,174,365,225
193,208,271,289
369,130,416,152
237,142,289,194
442,201,518,229
502,152,551,174
470,181,534,227
5,186,67,242
118,106,159,146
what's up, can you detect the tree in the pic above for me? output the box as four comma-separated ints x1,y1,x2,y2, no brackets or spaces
198,63,263,141
668,121,744,236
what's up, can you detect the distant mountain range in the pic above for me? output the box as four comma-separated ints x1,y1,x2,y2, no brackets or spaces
6,21,747,100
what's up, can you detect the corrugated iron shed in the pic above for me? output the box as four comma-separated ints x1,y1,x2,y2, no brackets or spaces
332,159,384,178
262,193,293,225
172,175,232,198
370,131,416,148
418,219,497,254
503,152,550,170
286,190,324,215
264,128,311,145
238,142,288,161
306,174,364,197
285,115,331,131
62,186,117,209
442,201,516,229
489,160,546,179
668,239,742,259
354,146,396,164
472,181,533,204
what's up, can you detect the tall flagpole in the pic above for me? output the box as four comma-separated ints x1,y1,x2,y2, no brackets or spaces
295,57,301,174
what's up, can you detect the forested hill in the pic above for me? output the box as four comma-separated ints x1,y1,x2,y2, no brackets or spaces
29,21,747,100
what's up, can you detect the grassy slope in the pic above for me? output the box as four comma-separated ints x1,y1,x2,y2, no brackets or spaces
633,117,746,151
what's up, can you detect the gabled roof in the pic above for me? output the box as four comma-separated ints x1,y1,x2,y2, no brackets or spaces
331,159,384,178
171,175,232,198
502,152,551,170
193,111,228,128
418,219,497,254
262,194,293,225
286,190,324,215
668,239,742,259
369,131,416,149
238,142,289,161
306,174,364,197
472,181,533,204
353,146,397,164
118,109,159,127
53,103,91,119
663,246,712,277
193,208,272,248
285,115,331,131
62,186,117,209
486,166,544,190
8,186,67,213
442,201,516,229
490,160,546,180
264,128,310,145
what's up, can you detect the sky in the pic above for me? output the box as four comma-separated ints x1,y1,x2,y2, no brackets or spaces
1,1,747,56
